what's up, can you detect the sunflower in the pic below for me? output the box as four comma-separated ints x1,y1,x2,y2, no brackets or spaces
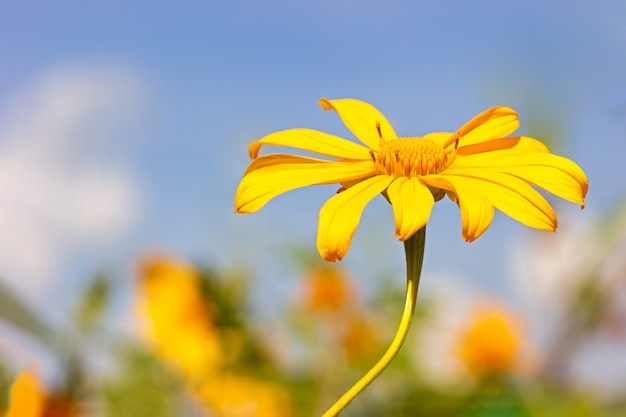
235,98,588,262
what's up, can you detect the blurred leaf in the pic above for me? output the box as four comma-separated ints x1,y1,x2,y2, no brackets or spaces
367,381,468,417
0,278,54,347
0,363,13,411
597,196,626,246
197,267,271,369
463,383,532,417
101,344,183,417
74,273,111,334
523,387,602,417
199,267,253,328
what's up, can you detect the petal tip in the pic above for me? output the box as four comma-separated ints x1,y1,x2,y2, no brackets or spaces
248,143,261,159
396,230,412,242
234,200,252,214
318,98,333,111
322,253,340,262
318,245,341,262
463,233,478,243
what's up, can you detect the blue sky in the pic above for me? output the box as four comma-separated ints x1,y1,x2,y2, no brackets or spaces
1,1,625,324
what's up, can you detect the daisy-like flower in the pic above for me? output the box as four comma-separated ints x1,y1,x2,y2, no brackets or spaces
235,98,588,262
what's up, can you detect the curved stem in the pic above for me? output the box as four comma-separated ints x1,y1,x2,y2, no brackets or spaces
321,226,426,417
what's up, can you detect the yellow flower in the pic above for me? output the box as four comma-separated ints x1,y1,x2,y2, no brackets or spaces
340,314,381,363
198,373,292,417
458,304,524,377
235,99,588,261
137,256,294,416
6,369,46,417
137,256,222,379
301,265,355,314
6,369,87,417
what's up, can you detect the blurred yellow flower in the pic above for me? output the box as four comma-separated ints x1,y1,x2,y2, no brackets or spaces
6,369,46,417
235,98,588,261
198,373,292,417
458,304,524,377
301,266,355,314
137,256,222,379
137,255,295,416
340,314,380,363
297,266,380,363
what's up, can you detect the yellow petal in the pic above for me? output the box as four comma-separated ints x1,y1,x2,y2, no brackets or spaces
248,128,371,160
457,136,549,156
458,191,494,242
451,165,585,207
455,106,520,147
236,155,376,213
510,166,586,207
318,98,397,149
420,175,494,241
440,171,557,233
317,175,393,261
450,152,588,204
387,177,434,241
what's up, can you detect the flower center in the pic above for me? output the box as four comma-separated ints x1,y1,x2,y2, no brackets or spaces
373,137,448,178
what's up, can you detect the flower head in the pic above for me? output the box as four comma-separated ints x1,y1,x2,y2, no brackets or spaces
137,255,222,378
301,265,355,314
137,255,294,416
198,373,292,417
6,369,84,417
6,369,46,417
235,99,588,261
457,304,525,377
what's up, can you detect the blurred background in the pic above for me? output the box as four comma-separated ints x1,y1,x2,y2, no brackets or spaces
1,1,626,415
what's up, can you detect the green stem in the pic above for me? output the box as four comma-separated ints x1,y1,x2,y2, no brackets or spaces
321,226,426,417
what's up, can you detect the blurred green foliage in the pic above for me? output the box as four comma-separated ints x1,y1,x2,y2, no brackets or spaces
1,201,626,416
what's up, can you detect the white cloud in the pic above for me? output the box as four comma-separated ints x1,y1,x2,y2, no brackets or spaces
0,65,146,304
